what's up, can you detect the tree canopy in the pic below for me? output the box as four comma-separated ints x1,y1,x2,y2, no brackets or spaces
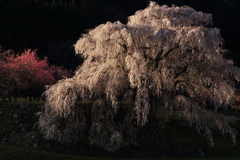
0,0,240,69
38,1,240,151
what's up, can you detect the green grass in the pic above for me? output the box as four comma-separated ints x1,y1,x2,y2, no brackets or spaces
1,120,240,160
1,144,240,160
0,96,44,104
0,144,94,160
162,121,240,158
1,101,240,159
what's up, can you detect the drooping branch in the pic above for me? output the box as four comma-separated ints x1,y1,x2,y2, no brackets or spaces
38,1,240,151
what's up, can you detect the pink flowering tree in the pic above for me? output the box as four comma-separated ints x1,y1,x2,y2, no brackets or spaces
0,49,73,97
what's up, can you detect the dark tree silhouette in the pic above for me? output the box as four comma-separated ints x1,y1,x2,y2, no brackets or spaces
38,1,240,151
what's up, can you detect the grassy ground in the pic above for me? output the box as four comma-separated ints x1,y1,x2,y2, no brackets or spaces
1,144,240,160
1,100,240,159
162,120,240,158
1,121,240,160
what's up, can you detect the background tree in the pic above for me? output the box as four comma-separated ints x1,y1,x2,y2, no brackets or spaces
0,49,73,97
38,2,240,151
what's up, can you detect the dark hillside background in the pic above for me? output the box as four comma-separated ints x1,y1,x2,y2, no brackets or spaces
0,0,240,69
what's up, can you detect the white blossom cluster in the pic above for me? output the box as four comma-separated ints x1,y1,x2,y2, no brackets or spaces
38,1,240,151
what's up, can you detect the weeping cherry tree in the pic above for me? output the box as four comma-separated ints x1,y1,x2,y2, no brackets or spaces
38,1,240,151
